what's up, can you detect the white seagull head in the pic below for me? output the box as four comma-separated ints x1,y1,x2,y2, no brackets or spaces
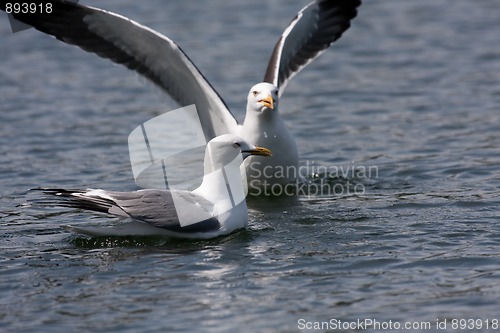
204,134,272,173
247,82,279,114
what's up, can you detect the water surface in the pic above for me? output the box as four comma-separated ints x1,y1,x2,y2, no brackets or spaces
1,1,500,332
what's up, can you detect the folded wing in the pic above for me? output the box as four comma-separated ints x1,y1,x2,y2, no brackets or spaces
35,188,220,233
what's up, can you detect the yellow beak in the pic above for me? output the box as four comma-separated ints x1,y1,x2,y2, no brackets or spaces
246,146,272,157
259,95,274,110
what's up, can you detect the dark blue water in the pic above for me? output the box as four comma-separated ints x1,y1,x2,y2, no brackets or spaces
1,1,500,332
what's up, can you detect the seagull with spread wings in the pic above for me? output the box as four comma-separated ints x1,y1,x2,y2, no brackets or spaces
2,0,361,194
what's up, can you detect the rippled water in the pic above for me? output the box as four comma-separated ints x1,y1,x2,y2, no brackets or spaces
1,1,500,332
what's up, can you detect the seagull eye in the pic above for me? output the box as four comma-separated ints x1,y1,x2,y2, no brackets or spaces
232,142,241,149
252,91,258,97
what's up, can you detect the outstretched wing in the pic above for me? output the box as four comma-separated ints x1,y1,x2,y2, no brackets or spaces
263,0,361,96
1,1,238,140
35,188,220,233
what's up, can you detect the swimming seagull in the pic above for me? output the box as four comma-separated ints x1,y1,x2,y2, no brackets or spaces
33,134,272,238
3,0,361,192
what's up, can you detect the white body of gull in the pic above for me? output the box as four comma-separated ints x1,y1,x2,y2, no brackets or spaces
4,0,361,192
35,135,272,238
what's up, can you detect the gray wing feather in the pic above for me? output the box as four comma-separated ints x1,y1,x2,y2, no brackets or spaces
2,1,238,140
36,188,220,233
109,190,220,233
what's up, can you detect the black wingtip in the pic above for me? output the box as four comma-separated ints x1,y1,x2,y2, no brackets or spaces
263,0,362,92
28,187,115,214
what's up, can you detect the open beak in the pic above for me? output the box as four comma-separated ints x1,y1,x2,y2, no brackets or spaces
258,95,274,110
245,146,272,157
